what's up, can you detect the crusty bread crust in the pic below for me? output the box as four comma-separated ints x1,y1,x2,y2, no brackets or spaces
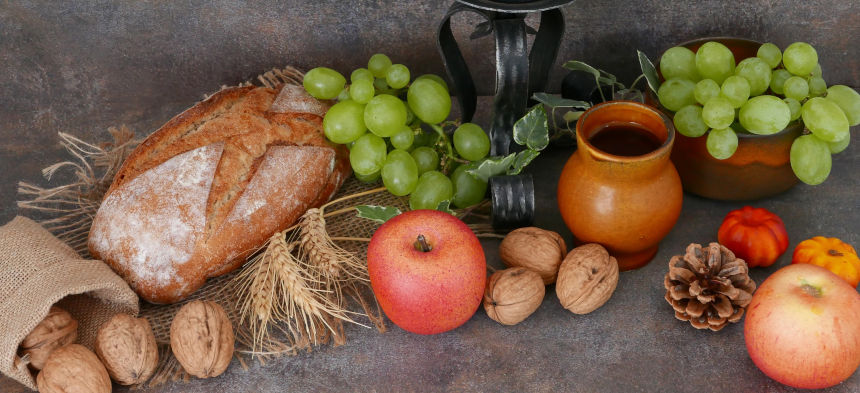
88,85,349,304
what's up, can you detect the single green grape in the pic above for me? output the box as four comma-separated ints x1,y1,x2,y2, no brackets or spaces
657,78,697,111
826,85,860,126
756,43,782,69
323,100,367,144
790,134,832,185
385,64,411,89
349,79,375,104
390,126,415,150
695,41,736,84
381,149,419,196
801,97,849,142
453,123,490,161
411,146,439,174
355,170,380,183
784,97,802,121
415,74,449,91
336,87,350,101
351,68,374,83
451,162,488,209
811,64,823,78
349,133,387,175
783,42,818,76
368,53,392,78
407,78,452,124
303,67,347,100
807,76,827,97
738,95,791,135
702,96,735,129
409,171,454,210
783,76,809,101
412,129,439,148
673,105,709,137
373,77,389,91
769,69,792,95
827,131,850,154
694,79,720,105
721,76,751,108
364,94,407,138
706,128,738,160
660,46,701,81
734,57,771,96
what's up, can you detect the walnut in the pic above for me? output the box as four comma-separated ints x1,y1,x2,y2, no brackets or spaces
95,313,158,385
36,344,111,393
556,243,619,314
499,227,567,284
483,267,545,325
19,306,78,370
170,300,234,378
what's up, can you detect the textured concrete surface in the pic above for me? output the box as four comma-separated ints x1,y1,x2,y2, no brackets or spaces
1,1,859,392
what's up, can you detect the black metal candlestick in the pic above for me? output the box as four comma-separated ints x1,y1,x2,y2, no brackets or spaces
436,0,573,229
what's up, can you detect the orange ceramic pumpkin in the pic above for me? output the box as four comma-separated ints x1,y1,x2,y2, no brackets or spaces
717,206,788,267
792,237,860,288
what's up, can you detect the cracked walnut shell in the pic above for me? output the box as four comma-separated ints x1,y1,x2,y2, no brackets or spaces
556,244,619,314
95,313,158,385
19,306,77,370
36,344,111,393
170,300,234,379
499,227,567,284
483,267,545,325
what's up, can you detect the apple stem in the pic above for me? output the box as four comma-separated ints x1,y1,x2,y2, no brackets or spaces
414,235,432,252
800,283,822,298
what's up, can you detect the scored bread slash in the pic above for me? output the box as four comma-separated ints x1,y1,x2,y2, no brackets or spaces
88,82,350,304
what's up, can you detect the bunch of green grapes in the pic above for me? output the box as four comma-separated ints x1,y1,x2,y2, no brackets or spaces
303,54,492,209
658,41,860,185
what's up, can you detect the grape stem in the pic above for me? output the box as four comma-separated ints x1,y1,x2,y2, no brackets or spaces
429,123,457,174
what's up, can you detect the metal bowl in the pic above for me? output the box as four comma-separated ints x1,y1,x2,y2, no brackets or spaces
456,0,575,13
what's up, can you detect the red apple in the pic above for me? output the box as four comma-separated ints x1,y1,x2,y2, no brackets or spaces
744,263,860,389
367,209,486,335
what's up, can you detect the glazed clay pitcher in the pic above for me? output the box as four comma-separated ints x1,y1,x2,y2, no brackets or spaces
557,101,683,271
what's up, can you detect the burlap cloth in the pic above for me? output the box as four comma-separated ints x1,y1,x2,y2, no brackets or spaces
0,216,139,390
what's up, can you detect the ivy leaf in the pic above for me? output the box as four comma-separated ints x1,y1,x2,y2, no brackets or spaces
638,50,661,93
563,60,601,81
355,205,402,223
435,200,455,214
563,110,584,123
513,105,549,151
531,93,590,110
508,149,540,175
466,153,517,182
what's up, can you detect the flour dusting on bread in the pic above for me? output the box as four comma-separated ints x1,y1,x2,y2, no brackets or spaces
90,143,222,294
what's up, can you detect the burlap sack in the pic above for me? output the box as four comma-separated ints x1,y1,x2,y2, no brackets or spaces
0,216,139,390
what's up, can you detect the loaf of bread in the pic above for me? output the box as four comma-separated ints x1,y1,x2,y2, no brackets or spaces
88,84,349,304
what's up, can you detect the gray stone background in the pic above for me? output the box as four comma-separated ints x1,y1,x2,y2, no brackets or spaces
1,1,858,392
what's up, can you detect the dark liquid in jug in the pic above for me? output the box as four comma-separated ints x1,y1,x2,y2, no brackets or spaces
588,122,663,157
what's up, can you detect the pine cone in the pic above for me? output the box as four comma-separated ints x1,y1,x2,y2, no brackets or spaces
663,242,757,331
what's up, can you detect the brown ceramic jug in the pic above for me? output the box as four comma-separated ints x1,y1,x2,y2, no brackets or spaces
557,101,683,271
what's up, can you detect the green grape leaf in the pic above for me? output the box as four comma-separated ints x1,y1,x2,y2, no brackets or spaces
435,200,455,215
355,205,402,223
637,50,661,93
513,105,549,151
531,93,590,110
466,153,517,182
508,149,540,175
